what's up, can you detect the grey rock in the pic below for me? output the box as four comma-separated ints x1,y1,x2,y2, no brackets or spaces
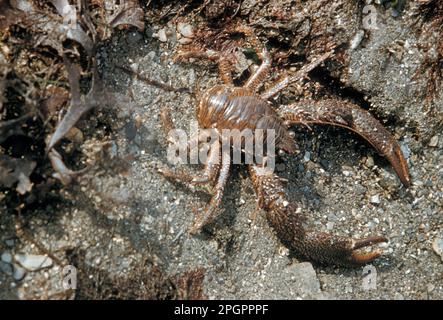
4,239,15,247
432,235,443,262
13,265,26,281
1,251,12,264
429,135,439,147
14,254,53,271
0,261,13,276
177,23,194,38
156,29,167,42
350,30,365,50
287,262,321,294
370,194,381,204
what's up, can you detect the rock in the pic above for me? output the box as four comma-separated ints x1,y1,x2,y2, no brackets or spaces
432,235,443,262
365,156,375,168
287,262,321,294
303,151,311,162
342,170,351,177
370,194,381,204
320,159,329,169
13,265,26,281
14,254,53,271
428,135,439,147
156,29,167,42
350,30,365,50
177,23,194,38
427,283,435,292
1,251,12,263
178,37,193,45
0,261,13,276
326,222,334,231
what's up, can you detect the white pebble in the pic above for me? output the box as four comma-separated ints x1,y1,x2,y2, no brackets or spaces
177,23,194,38
350,30,365,50
429,135,439,147
178,37,193,45
432,235,443,262
0,261,13,275
14,254,53,271
1,252,12,263
370,194,380,204
157,29,167,42
13,265,26,281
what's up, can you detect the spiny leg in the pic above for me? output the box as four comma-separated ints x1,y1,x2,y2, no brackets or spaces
248,164,388,266
189,150,231,235
278,99,410,186
158,107,221,187
244,47,271,92
189,139,221,185
174,50,233,85
158,145,220,187
261,51,333,100
232,25,272,92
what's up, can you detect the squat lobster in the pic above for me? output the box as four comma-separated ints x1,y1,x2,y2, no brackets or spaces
158,31,410,266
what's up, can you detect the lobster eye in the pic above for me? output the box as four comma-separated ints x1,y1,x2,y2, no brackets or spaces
278,149,286,156
288,130,295,138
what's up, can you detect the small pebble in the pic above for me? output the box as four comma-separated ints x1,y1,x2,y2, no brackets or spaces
177,23,194,38
14,254,53,271
303,151,311,162
320,159,329,169
428,135,439,147
350,30,365,50
432,235,443,262
13,265,26,281
4,239,15,247
178,37,193,45
1,252,12,263
157,29,167,42
0,261,13,276
342,170,351,177
370,194,381,204
365,156,375,168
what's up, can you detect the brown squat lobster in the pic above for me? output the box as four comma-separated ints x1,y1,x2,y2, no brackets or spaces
158,30,410,266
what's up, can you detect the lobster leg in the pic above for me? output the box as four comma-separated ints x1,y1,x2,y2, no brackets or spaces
279,99,410,187
244,47,271,93
261,51,333,100
189,151,231,234
157,141,221,187
158,107,221,187
174,50,233,85
248,164,388,265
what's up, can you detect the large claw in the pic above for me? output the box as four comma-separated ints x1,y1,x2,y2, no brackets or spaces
279,99,411,187
348,236,388,265
301,232,388,266
249,164,391,266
